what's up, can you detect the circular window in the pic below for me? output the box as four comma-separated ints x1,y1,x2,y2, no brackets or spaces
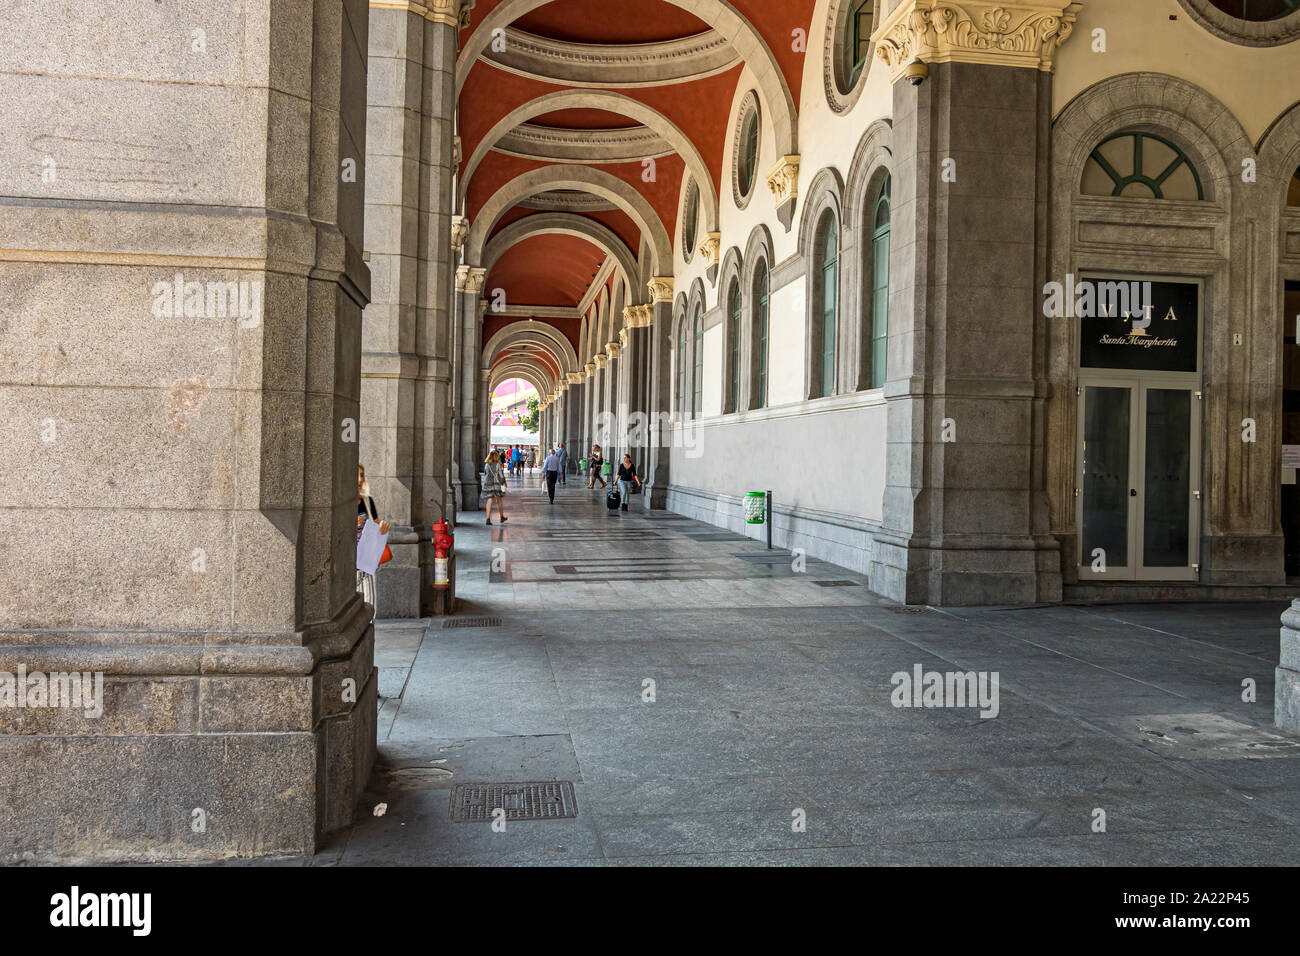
733,92,761,208
682,179,699,264
825,0,876,113
1175,0,1300,44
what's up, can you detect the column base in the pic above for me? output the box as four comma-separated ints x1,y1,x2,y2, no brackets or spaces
1276,601,1300,731
454,478,481,513
0,612,376,863
638,481,668,510
871,532,1063,606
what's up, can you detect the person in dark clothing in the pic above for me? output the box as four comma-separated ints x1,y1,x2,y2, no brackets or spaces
616,454,639,512
587,444,607,489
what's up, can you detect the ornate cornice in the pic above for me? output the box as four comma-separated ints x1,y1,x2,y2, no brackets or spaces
697,232,721,268
369,0,470,28
450,215,469,252
766,156,800,207
482,28,740,88
647,276,674,303
872,1,1082,81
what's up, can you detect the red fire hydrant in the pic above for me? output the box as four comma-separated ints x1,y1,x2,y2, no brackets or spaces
432,519,454,588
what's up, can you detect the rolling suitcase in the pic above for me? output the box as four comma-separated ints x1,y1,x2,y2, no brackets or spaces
606,489,621,511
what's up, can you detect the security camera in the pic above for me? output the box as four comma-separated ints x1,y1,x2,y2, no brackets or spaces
905,59,928,86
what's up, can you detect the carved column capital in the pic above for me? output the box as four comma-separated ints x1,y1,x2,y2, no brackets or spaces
584,362,596,378
451,215,469,252
606,342,622,359
766,155,801,207
567,372,586,385
369,0,471,28
647,276,674,303
625,304,655,329
619,326,630,348
697,232,721,267
872,0,1083,82
594,353,608,369
460,266,487,296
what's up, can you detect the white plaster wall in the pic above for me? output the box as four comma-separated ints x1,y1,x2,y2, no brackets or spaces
767,274,806,407
671,398,887,522
703,323,723,416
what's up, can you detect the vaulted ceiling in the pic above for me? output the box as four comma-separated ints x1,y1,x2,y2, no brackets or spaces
457,0,817,392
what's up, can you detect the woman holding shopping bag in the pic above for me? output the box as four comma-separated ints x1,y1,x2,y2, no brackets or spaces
357,464,392,617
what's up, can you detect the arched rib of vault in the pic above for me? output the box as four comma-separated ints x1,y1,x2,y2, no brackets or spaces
468,165,673,274
462,90,720,233
458,0,798,156
491,361,556,398
484,213,640,299
483,320,580,377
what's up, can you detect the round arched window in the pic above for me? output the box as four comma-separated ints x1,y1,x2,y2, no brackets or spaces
734,95,761,207
1176,0,1300,44
682,179,699,264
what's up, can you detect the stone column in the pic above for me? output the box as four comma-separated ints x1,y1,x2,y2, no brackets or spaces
362,0,466,614
643,278,675,508
565,373,584,476
1278,600,1300,730
621,306,653,496
454,265,485,511
0,0,374,861
869,0,1079,605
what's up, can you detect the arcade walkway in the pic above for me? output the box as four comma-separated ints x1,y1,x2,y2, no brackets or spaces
314,474,1300,866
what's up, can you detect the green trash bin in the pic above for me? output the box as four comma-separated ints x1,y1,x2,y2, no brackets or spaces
602,461,613,478
578,458,587,472
745,491,766,524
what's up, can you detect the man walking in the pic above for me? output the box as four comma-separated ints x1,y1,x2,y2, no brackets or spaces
541,445,561,503
555,441,568,484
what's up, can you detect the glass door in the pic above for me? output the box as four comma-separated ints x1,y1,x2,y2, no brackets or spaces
1078,381,1138,579
1077,379,1200,581
1135,384,1199,580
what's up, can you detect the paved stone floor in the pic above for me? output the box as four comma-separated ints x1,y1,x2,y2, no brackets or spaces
309,472,1300,866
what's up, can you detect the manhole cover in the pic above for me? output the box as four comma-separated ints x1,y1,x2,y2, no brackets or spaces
813,579,861,587
442,617,502,628
449,782,578,822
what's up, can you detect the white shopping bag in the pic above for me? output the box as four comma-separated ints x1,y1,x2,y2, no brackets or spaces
356,519,389,575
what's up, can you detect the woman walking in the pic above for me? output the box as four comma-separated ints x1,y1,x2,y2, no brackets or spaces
587,444,607,489
616,454,640,512
356,464,391,618
482,450,509,525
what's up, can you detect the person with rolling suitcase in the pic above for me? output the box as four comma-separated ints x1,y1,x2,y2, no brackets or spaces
616,454,639,512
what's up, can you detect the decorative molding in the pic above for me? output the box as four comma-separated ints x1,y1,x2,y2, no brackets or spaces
594,352,608,369
481,28,741,88
496,123,672,165
450,215,469,251
872,1,1083,81
567,372,586,384
825,0,876,114
585,362,597,378
619,326,630,347
517,191,619,213
606,342,622,358
697,231,721,267
647,276,674,303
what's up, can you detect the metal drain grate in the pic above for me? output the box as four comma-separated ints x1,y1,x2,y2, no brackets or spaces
442,616,502,628
812,579,862,587
449,781,578,822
